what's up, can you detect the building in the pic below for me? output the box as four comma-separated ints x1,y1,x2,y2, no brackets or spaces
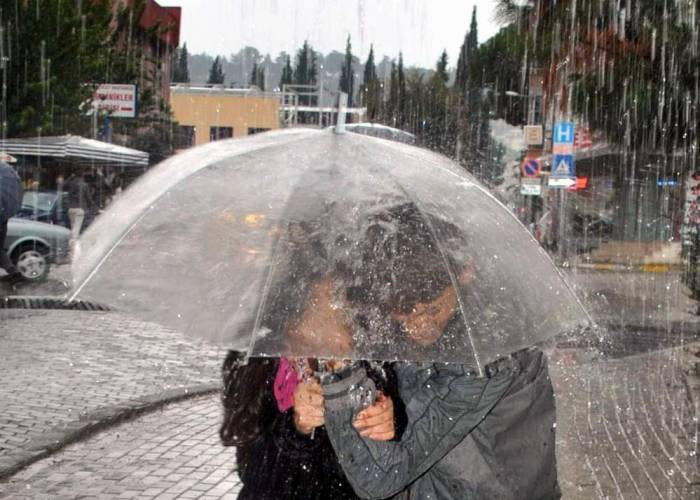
170,86,281,147
111,0,181,106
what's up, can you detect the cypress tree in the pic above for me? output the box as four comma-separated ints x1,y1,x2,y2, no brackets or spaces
437,50,449,84
397,53,406,126
172,43,190,83
388,61,398,124
361,45,380,120
339,36,355,107
455,6,478,92
294,41,310,85
207,56,225,84
256,65,266,91
280,55,293,88
250,62,259,87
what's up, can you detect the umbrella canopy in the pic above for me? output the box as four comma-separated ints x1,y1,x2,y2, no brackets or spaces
0,135,149,167
71,128,590,369
339,123,416,144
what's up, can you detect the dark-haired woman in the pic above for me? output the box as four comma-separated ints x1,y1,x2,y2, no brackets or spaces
220,277,400,500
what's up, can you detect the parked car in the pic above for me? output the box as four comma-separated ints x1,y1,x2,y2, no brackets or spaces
15,190,70,228
533,210,613,255
3,218,71,282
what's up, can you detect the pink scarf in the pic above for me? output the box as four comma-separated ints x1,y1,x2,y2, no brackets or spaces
273,357,299,412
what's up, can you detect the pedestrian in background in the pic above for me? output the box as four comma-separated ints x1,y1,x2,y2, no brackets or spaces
0,160,24,283
63,172,97,240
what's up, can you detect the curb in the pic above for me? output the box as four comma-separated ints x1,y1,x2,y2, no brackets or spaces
563,262,683,273
0,383,221,482
680,344,700,411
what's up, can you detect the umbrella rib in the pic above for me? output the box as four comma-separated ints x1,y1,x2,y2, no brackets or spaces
376,168,484,376
424,158,595,329
69,206,155,302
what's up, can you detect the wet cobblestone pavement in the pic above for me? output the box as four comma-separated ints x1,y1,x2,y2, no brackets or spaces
0,397,239,499
0,309,224,478
551,346,700,499
0,343,697,499
0,270,698,498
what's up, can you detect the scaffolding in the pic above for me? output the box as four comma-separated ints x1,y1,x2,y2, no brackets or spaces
280,84,366,127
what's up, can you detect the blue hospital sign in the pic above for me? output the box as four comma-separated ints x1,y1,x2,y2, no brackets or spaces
553,122,575,145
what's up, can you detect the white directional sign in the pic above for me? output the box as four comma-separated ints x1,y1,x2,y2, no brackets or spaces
92,84,137,118
548,177,576,188
520,183,542,196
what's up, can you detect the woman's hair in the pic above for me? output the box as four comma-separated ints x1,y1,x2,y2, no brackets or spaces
344,202,464,314
220,350,276,446
251,219,331,354
220,219,332,445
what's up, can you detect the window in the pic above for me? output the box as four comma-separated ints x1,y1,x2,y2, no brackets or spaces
174,126,195,149
210,126,233,141
248,127,271,135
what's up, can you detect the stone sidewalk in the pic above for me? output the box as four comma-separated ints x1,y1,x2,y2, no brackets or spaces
0,309,225,480
0,343,697,499
0,267,698,497
0,396,240,499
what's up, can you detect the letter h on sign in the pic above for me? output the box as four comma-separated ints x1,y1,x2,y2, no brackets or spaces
553,122,575,145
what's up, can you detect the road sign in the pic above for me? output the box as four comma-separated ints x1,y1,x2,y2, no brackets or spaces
657,179,679,187
92,84,137,118
520,183,542,196
524,125,543,147
548,177,576,188
552,154,574,177
553,122,575,145
521,157,541,177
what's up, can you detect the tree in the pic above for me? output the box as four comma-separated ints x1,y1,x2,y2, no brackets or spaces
172,43,190,83
360,45,381,121
436,50,449,84
397,53,407,126
3,0,116,137
293,41,311,85
207,56,225,85
455,6,479,92
249,62,265,89
339,36,355,107
280,55,294,88
387,61,398,124
308,50,318,85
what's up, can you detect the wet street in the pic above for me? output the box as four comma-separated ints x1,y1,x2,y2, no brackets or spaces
0,269,699,498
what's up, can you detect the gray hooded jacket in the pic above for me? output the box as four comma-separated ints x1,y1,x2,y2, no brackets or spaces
322,347,560,499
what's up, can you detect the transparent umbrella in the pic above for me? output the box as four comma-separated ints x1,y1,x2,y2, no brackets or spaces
71,128,591,368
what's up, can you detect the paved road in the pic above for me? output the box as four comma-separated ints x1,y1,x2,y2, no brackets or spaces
551,346,699,499
0,309,225,478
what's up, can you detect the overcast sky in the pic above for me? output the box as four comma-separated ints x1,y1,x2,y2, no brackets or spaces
163,0,504,68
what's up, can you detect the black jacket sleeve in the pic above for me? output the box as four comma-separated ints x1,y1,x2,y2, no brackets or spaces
322,362,515,499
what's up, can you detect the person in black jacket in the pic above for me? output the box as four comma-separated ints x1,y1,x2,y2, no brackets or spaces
0,161,23,284
220,351,400,500
319,203,560,499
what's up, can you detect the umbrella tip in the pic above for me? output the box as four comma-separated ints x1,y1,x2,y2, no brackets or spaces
334,92,348,135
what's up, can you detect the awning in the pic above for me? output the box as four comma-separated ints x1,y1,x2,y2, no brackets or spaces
0,135,149,167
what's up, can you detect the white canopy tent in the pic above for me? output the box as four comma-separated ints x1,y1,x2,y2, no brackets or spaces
0,135,149,167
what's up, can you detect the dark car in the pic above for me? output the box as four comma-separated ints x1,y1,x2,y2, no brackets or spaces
16,190,70,228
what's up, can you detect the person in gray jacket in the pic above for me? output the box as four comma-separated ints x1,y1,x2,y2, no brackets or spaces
320,203,561,499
